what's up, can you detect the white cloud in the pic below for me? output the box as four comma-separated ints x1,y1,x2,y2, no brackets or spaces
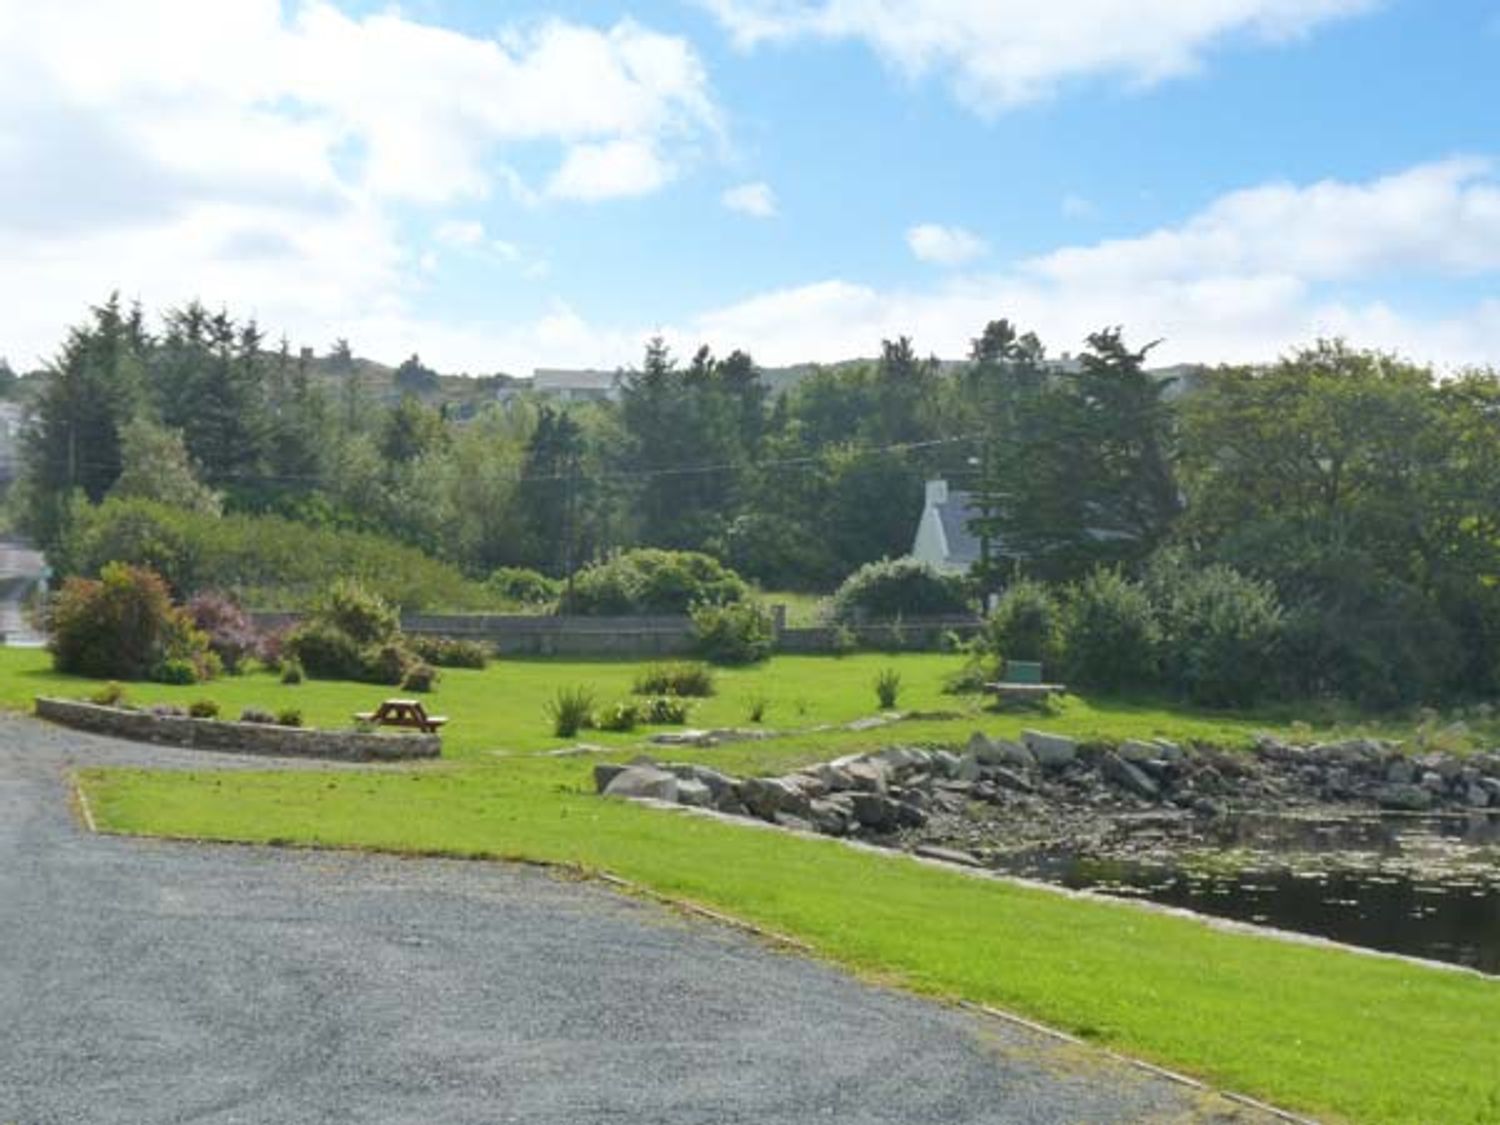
722,181,778,218
907,223,989,266
0,1,721,366
1061,193,1097,219
701,0,1376,113
547,139,674,202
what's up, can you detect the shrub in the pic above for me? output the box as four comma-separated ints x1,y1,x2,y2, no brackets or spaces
188,699,221,719
89,682,126,707
643,695,691,725
239,707,276,724
830,623,858,657
402,663,439,693
285,620,363,680
560,549,749,616
49,563,214,683
1151,561,1285,708
486,567,560,606
408,635,489,669
594,701,641,733
632,662,716,698
280,659,304,685
830,557,971,623
874,668,902,710
1061,569,1161,693
691,600,774,665
275,708,304,728
547,685,596,738
361,643,412,687
184,592,260,673
745,692,770,724
315,579,399,646
153,657,199,685
986,579,1063,666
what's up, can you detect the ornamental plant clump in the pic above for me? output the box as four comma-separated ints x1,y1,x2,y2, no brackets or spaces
49,563,217,684
874,668,902,710
547,685,596,738
632,662,716,697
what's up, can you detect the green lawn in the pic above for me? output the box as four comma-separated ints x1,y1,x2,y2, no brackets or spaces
7,646,1500,1122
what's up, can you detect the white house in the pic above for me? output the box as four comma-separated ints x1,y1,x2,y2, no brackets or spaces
911,479,984,574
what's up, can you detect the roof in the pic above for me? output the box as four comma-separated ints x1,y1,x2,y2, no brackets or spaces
530,368,618,392
936,490,984,568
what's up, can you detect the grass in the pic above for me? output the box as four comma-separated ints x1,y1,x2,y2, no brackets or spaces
8,645,1500,1121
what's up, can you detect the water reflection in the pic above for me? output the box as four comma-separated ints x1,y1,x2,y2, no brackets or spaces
994,812,1500,973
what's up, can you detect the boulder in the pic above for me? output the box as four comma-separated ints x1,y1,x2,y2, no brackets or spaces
988,766,1035,794
1464,783,1493,808
1385,759,1416,785
675,778,714,808
843,761,889,794
808,798,852,836
1099,752,1160,799
593,763,629,793
649,730,716,747
603,766,679,802
1376,784,1433,811
913,844,982,868
849,792,902,832
740,777,809,820
773,812,816,833
953,752,982,782
1021,730,1078,770
1117,740,1162,764
930,749,961,778
967,732,1035,770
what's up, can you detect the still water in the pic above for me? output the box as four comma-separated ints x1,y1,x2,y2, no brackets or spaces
994,812,1500,973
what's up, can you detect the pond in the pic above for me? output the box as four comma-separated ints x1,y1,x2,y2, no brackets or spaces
992,811,1500,973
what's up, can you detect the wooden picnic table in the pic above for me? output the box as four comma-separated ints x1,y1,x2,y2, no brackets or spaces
354,698,448,734
983,681,1067,707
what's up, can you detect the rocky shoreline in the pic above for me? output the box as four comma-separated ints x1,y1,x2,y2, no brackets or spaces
593,730,1500,866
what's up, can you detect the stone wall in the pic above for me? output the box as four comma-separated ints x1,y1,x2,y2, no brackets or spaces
35,697,440,762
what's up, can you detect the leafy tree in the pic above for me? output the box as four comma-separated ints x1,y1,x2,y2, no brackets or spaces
110,415,222,516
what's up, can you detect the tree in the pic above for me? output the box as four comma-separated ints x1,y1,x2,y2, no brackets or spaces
394,353,439,394
110,415,222,515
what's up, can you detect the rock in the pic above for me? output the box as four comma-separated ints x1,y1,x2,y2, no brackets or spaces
894,799,929,829
844,761,889,793
1099,752,1160,799
649,729,716,747
1464,783,1493,808
967,732,1035,770
773,812,816,833
1021,730,1077,770
1153,739,1186,762
1420,770,1446,794
603,766,679,802
953,752,983,782
1376,783,1433,811
849,792,901,832
988,766,1035,794
675,778,713,808
740,777,809,820
808,798,852,836
1117,740,1162,764
1191,797,1226,818
1385,759,1416,785
913,845,983,868
682,765,736,799
593,763,628,792
930,749,960,778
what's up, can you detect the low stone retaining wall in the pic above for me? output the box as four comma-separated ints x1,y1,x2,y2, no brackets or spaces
35,697,440,762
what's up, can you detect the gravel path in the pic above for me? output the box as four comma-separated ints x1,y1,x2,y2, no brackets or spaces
0,713,1271,1123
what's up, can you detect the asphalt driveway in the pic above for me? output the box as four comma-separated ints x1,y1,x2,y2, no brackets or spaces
0,715,1269,1123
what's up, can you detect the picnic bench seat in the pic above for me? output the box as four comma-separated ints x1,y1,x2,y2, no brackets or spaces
354,698,448,734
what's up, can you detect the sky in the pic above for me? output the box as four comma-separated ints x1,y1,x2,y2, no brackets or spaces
2,0,1498,375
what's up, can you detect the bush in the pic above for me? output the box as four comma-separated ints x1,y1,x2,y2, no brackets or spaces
408,635,489,669
184,592,260,674
874,668,902,709
594,701,641,733
486,567,559,606
1061,569,1161,693
691,600,774,665
402,663,439,693
745,692,770,724
830,557,971,623
89,682,126,707
285,620,362,680
361,643,412,687
188,699,221,719
1151,561,1285,708
632,662,716,698
239,707,276,724
49,563,215,683
547,686,596,738
275,708,304,728
986,579,1063,666
280,659,304,685
643,695,691,725
560,549,749,616
316,579,399,646
153,657,199,685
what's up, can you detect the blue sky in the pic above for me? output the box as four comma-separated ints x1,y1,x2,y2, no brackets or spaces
3,1,1498,373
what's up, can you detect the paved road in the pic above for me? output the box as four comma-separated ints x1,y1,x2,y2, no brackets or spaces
0,537,46,646
0,716,1268,1124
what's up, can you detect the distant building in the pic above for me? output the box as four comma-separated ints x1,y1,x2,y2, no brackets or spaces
505,368,621,404
912,480,984,574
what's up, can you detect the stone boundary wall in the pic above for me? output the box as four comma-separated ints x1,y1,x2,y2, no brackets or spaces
35,697,440,762
249,611,981,657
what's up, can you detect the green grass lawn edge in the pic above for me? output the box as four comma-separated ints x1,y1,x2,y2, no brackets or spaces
78,756,1500,1125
